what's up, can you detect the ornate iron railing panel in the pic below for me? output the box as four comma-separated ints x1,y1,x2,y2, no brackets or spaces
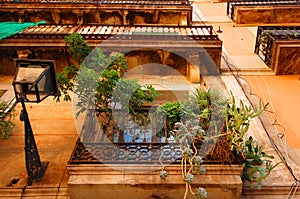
70,141,183,164
70,108,189,164
254,26,300,67
227,0,299,20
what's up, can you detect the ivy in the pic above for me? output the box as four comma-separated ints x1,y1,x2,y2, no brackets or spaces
0,101,15,139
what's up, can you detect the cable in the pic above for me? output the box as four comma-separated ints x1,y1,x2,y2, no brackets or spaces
20,184,27,199
221,52,300,198
55,164,69,199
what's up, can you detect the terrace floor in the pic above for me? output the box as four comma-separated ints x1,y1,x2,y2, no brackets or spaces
0,0,299,198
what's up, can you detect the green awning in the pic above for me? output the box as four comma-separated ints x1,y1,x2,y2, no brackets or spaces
0,20,46,40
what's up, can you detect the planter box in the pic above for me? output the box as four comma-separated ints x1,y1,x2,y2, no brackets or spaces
227,1,300,26
67,164,243,199
254,26,300,75
67,138,243,199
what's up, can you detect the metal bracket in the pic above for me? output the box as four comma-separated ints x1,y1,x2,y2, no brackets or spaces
20,100,48,185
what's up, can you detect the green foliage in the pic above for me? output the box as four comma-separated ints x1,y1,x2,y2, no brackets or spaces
56,32,91,102
64,32,91,65
226,92,265,153
185,89,227,133
113,79,159,113
156,102,181,137
243,136,281,189
57,33,159,137
156,89,227,138
55,65,78,102
158,89,279,192
0,101,15,139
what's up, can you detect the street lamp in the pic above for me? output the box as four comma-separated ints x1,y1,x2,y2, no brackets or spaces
12,58,59,185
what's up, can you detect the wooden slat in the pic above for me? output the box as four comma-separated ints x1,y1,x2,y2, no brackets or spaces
196,27,204,35
135,27,141,32
123,26,130,34
112,26,119,34
76,26,84,34
202,27,210,35
81,26,90,34
130,26,136,34
93,26,102,34
88,26,97,34
99,26,107,34
180,27,187,36
47,26,59,34
31,26,43,33
55,25,66,34
169,27,175,34
175,27,180,35
187,28,192,36
141,27,146,32
106,26,113,34
117,26,125,34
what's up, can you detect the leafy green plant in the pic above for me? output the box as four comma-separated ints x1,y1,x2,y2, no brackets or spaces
243,136,281,189
226,92,265,154
0,101,15,139
56,33,159,140
156,102,182,138
157,89,280,197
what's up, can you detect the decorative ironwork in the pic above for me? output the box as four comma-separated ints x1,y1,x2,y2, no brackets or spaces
70,141,183,164
20,99,48,185
254,26,300,67
227,0,299,20
69,109,212,165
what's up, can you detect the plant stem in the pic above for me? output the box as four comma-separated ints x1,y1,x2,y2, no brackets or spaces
184,183,188,199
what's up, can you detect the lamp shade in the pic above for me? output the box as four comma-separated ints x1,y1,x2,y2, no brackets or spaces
13,59,59,103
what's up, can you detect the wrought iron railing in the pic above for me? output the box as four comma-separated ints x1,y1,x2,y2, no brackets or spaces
70,141,184,164
7,24,220,41
254,26,300,67
227,0,300,20
0,0,191,5
70,108,184,164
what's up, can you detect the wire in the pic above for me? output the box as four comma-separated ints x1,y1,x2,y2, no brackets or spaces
221,52,300,197
20,184,27,199
55,165,69,199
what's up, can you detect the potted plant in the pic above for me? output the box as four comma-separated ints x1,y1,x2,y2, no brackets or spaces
155,89,280,198
56,33,159,141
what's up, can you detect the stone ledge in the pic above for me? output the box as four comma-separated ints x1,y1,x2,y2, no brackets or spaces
67,164,243,199
0,186,69,198
232,5,300,26
243,186,300,198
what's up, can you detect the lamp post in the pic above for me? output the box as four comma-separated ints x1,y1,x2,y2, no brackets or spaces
12,58,58,185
